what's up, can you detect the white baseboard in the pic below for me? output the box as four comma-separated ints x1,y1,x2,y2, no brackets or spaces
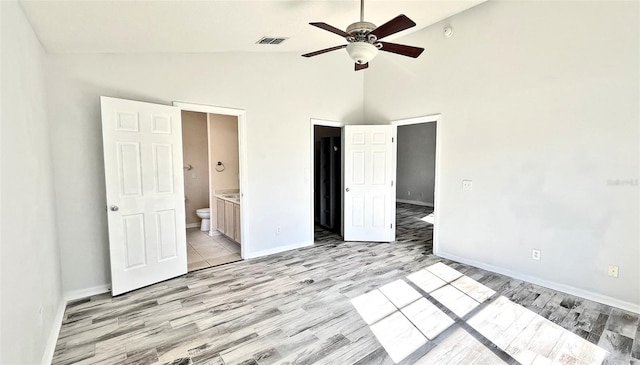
396,199,434,207
186,223,200,228
41,285,111,364
64,284,111,303
244,241,313,260
435,250,640,314
41,297,66,365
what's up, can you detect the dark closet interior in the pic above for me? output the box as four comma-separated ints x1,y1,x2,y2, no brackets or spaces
314,125,341,233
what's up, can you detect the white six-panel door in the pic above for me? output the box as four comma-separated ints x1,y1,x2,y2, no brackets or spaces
344,125,396,242
101,96,187,295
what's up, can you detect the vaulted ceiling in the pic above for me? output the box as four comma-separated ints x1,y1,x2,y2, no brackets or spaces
20,0,485,54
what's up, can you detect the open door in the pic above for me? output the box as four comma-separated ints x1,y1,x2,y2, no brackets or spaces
101,96,187,295
344,125,396,242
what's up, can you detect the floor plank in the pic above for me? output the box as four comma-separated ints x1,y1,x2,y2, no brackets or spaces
53,203,639,365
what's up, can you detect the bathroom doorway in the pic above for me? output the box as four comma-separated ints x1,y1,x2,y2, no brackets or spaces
392,115,440,252
311,119,344,243
182,111,210,231
179,106,245,272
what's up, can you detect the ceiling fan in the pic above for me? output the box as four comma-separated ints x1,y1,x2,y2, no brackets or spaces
302,0,425,71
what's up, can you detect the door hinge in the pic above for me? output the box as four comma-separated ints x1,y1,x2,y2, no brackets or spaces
391,180,394,187
390,223,393,229
392,137,394,143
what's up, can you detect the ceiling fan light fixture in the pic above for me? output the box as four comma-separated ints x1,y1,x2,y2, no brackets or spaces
346,42,378,65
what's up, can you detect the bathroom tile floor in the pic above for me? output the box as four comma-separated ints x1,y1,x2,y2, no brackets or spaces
186,228,241,272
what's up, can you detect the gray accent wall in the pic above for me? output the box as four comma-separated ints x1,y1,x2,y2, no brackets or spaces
396,123,436,205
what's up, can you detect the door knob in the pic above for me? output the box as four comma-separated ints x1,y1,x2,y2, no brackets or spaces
346,188,350,192
110,205,119,212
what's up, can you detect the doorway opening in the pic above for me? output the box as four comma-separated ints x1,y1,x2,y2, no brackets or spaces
311,120,344,243
309,117,440,249
392,115,440,252
176,102,247,271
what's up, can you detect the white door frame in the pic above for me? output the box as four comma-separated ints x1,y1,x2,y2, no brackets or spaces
173,101,249,259
309,118,345,244
391,114,442,254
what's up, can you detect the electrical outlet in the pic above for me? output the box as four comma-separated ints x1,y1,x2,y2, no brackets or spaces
407,191,411,196
532,249,541,261
276,226,281,235
462,180,473,191
608,265,619,278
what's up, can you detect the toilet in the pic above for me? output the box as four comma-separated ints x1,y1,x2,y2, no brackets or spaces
196,208,210,232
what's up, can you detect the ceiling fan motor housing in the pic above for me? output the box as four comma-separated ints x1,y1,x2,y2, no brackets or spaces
346,21,377,42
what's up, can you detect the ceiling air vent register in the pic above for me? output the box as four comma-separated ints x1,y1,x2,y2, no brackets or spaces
256,37,288,45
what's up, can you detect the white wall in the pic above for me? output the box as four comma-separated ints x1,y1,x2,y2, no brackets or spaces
47,52,363,293
365,1,639,310
0,2,64,363
396,123,437,205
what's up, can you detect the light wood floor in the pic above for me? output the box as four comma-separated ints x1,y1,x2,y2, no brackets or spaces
52,203,639,365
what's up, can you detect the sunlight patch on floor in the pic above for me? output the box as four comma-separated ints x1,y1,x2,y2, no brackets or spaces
421,213,434,224
350,262,608,364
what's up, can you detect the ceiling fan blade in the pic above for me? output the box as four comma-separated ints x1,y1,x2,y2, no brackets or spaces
369,15,416,40
310,22,351,38
355,62,369,71
378,41,424,58
302,44,348,58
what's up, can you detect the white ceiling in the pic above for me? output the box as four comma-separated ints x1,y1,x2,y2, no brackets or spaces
20,0,485,54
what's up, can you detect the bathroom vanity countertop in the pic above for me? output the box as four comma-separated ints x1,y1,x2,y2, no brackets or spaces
215,193,240,204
